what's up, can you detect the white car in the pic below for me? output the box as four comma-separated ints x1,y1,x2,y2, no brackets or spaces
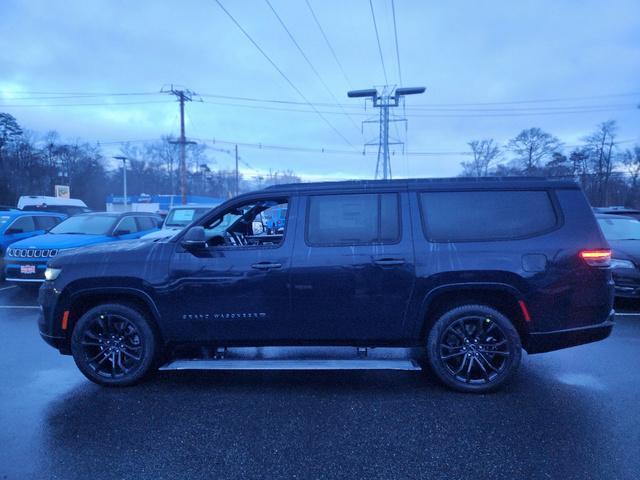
141,205,216,240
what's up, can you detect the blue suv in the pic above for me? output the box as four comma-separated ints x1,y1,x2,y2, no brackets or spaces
4,212,161,284
0,209,67,280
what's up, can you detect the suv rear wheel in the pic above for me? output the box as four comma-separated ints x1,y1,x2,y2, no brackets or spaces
426,304,521,393
71,303,158,387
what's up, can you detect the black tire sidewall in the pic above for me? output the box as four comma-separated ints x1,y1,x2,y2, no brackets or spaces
71,303,157,387
426,304,522,393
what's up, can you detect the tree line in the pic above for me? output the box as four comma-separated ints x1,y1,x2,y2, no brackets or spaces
0,113,300,209
460,120,640,207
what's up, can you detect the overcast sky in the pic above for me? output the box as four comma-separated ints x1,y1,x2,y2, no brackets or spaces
1,0,639,180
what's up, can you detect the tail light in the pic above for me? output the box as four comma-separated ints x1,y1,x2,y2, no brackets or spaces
580,249,611,267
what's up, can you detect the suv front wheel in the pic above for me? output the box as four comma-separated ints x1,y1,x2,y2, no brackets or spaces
426,304,522,393
71,303,158,387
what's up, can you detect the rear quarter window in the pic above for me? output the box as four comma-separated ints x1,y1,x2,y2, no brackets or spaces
420,190,558,242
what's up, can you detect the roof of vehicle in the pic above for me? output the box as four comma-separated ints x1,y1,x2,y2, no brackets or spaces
260,177,580,195
0,210,66,219
595,213,639,220
17,195,87,208
75,211,161,218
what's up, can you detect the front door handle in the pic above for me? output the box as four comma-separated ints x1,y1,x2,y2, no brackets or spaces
251,262,282,270
373,258,406,266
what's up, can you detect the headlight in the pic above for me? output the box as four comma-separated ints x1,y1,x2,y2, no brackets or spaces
44,267,62,281
610,259,635,269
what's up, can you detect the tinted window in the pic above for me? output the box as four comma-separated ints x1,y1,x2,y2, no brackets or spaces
35,216,61,231
115,217,138,234
8,215,36,233
136,216,156,231
420,190,557,242
307,193,399,245
50,215,116,235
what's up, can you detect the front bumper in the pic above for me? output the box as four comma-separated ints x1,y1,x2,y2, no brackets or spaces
525,309,615,354
4,259,47,283
37,281,69,353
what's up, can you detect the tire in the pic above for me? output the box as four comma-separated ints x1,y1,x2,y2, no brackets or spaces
426,304,522,393
71,303,158,387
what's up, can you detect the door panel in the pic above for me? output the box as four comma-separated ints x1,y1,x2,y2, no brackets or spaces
289,192,415,342
163,196,296,343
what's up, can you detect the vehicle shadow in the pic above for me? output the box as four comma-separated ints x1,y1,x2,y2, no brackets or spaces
40,362,624,480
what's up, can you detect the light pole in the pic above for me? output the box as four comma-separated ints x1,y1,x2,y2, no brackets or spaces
113,156,128,211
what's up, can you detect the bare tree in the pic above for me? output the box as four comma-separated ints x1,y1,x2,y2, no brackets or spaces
507,128,561,174
461,139,501,176
583,120,617,205
623,146,640,206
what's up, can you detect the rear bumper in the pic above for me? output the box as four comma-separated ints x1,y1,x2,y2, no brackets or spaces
525,310,615,354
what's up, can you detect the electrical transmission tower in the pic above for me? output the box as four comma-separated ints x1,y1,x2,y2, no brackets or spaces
348,86,425,180
162,85,199,204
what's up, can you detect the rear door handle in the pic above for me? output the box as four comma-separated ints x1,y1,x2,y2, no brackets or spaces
251,262,282,270
373,258,406,266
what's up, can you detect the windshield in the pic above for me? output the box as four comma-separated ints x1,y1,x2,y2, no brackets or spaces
164,207,210,228
49,215,116,235
598,217,640,240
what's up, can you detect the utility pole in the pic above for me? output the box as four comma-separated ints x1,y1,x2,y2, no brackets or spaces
348,86,425,179
235,144,239,197
162,85,198,205
113,156,128,210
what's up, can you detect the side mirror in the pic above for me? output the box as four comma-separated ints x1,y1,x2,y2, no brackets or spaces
113,229,131,237
4,228,23,235
181,226,207,250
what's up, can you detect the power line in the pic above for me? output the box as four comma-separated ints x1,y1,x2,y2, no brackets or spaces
213,0,357,149
417,91,640,107
194,100,635,118
1,96,635,118
263,0,361,132
369,0,388,84
2,91,159,97
390,0,402,86
5,89,639,109
0,100,172,108
304,0,353,90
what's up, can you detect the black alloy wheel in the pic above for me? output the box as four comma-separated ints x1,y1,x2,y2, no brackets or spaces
426,304,521,393
71,304,158,386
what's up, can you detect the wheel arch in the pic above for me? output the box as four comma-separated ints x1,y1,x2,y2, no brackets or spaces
64,287,164,346
418,283,529,341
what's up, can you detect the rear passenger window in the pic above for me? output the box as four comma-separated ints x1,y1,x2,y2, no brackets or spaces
35,216,60,231
307,193,400,246
115,217,138,234
420,190,557,242
136,217,156,231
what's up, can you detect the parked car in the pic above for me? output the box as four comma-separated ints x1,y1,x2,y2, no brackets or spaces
0,210,67,280
141,205,215,240
596,213,640,298
4,212,161,283
38,178,613,392
18,195,92,216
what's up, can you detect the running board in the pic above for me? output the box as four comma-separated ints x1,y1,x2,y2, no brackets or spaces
160,358,422,371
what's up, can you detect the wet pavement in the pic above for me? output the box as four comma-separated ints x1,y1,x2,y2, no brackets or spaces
0,281,639,480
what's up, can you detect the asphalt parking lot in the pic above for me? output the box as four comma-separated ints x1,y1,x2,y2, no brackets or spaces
0,281,639,480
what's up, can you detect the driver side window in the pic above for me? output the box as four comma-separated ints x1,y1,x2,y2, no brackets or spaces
202,197,289,248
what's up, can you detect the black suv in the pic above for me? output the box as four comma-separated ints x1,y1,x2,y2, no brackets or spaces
38,178,614,392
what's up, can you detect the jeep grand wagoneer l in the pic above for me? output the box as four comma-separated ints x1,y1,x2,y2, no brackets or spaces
37,178,614,392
